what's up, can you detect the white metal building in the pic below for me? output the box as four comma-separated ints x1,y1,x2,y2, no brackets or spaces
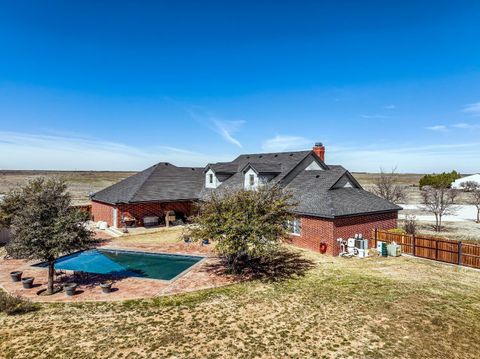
452,174,480,189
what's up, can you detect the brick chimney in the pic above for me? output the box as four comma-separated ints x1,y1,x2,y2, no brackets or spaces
313,142,325,162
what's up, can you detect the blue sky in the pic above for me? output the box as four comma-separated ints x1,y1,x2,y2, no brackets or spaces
1,1,480,172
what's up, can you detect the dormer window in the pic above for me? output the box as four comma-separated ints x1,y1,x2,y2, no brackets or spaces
244,168,258,190
206,169,220,189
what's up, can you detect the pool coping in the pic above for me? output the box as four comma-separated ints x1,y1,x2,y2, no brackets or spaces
31,247,209,283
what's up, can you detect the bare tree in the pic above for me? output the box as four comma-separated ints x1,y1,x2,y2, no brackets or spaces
403,214,417,235
421,186,458,232
461,181,479,192
465,183,480,223
372,168,406,204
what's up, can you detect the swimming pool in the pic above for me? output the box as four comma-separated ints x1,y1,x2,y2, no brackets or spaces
33,249,204,281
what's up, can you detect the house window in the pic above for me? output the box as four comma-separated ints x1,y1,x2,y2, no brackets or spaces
287,218,301,235
249,174,255,186
209,173,213,184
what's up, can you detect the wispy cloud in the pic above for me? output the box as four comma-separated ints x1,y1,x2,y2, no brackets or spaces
425,125,448,132
0,131,223,170
425,123,480,131
212,120,244,148
187,109,244,147
384,105,396,110
262,135,311,152
452,123,480,130
360,114,390,119
463,102,480,116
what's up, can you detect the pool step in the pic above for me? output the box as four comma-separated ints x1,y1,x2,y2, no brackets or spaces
105,227,124,237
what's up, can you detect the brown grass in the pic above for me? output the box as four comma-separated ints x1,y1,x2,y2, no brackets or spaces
1,247,480,359
0,170,134,205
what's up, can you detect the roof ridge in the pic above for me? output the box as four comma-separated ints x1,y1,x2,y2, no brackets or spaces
127,163,161,202
235,149,311,157
277,151,314,185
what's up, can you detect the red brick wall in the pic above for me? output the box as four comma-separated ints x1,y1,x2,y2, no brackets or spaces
92,200,196,228
91,201,115,227
117,201,195,227
288,216,335,255
288,211,398,256
334,211,398,244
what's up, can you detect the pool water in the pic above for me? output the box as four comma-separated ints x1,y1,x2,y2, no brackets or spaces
33,249,204,281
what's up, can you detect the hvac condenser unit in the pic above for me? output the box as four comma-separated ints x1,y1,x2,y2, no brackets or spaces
355,239,369,250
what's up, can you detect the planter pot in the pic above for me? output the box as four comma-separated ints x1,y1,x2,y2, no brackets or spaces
202,239,209,245
22,277,34,289
10,271,23,282
100,282,112,294
183,237,191,243
64,283,77,296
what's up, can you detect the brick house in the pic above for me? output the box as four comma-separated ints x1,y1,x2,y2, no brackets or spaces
91,163,204,227
91,143,400,255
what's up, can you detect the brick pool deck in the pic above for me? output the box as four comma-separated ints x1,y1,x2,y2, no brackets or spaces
0,232,238,302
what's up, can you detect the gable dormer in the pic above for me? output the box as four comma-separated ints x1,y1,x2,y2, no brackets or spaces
305,161,323,171
205,168,221,188
241,162,281,190
279,151,329,186
331,172,361,189
204,163,238,189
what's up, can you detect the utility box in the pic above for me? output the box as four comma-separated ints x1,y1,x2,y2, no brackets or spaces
387,243,401,257
377,241,388,257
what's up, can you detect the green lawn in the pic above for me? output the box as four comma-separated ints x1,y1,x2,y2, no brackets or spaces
1,248,480,358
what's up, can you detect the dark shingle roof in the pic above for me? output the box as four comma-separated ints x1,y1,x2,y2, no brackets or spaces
207,162,239,174
92,149,400,218
242,162,283,174
286,169,401,218
199,151,314,199
328,188,402,217
232,151,312,173
91,163,203,204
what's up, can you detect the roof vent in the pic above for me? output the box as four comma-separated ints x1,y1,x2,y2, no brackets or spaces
289,153,293,156
316,175,320,178
274,154,278,157
246,156,250,159
259,155,263,158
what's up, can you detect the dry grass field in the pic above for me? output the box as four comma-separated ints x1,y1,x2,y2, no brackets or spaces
1,237,480,359
1,170,478,242
0,170,471,205
353,172,474,204
0,170,134,205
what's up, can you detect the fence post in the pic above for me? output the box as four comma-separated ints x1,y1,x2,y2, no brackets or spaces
435,240,438,260
374,228,378,248
412,234,416,256
458,241,462,265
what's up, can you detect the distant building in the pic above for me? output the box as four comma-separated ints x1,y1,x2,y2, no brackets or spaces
452,174,480,189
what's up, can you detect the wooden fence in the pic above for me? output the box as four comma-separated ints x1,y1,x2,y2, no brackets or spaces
373,229,480,270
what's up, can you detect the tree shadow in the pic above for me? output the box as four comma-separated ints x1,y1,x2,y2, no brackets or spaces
55,272,127,289
205,248,315,282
